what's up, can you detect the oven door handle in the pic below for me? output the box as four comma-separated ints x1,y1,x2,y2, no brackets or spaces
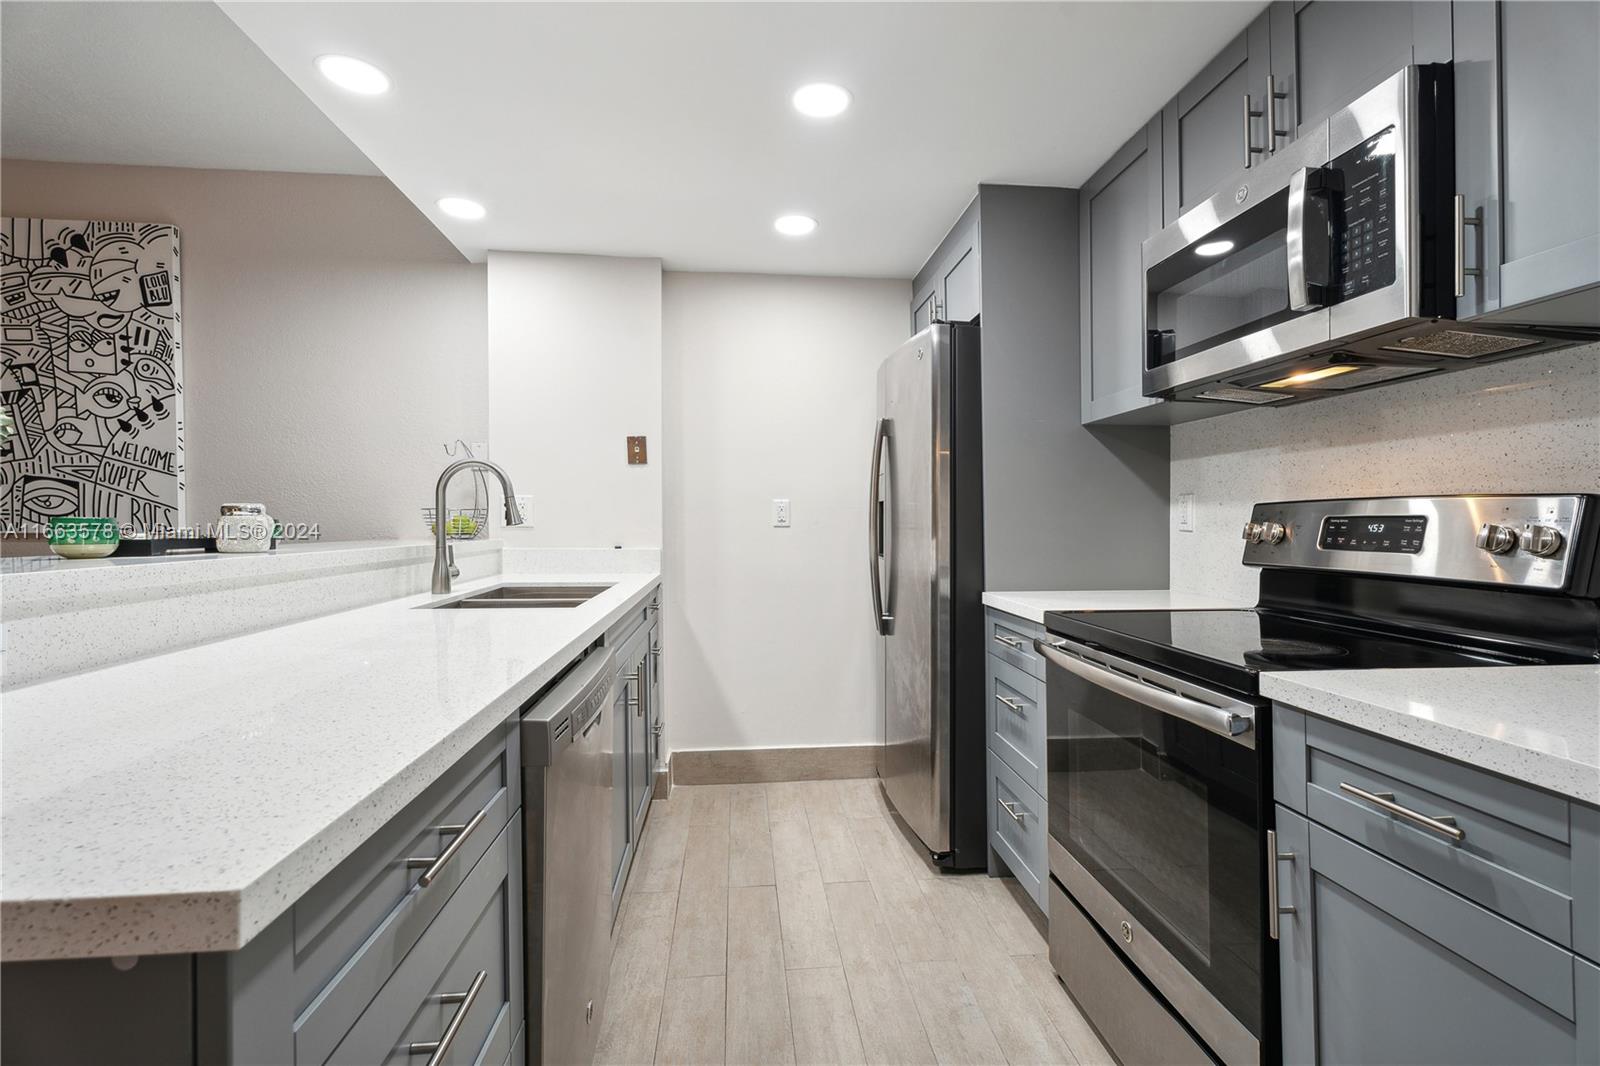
1034,638,1254,741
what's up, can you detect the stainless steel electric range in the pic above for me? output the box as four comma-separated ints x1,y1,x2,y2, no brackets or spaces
1035,495,1600,1066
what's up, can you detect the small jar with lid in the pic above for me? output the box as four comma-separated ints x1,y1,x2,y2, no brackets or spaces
216,503,275,553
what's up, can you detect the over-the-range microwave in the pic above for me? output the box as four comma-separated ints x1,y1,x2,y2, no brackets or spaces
1142,65,1597,408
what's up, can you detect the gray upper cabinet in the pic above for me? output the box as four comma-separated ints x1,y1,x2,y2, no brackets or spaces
1456,0,1600,322
910,197,981,331
1266,1,1452,145
1161,10,1271,222
1080,115,1165,424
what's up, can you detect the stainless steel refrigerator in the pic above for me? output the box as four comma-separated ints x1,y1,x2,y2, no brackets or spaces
867,322,986,869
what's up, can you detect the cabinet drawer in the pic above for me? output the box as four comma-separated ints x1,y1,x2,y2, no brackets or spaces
1277,705,1598,960
291,723,519,1062
325,813,524,1066
986,655,1045,793
989,751,1047,909
986,611,1044,680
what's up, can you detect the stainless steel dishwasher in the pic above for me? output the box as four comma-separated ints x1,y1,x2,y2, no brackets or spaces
522,648,616,1065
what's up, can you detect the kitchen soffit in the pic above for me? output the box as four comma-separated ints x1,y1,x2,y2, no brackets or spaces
221,1,1266,276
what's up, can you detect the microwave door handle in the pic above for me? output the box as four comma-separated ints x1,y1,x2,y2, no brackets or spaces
1287,167,1319,312
1034,638,1254,741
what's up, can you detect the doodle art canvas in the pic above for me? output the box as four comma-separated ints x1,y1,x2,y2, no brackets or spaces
0,218,184,533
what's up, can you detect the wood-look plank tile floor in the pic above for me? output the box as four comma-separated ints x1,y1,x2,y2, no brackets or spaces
595,780,1115,1066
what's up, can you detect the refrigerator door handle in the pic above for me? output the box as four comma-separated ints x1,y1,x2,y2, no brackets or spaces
867,417,893,635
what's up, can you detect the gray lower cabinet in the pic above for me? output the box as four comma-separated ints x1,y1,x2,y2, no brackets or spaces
1455,0,1600,322
984,608,1048,911
1275,704,1600,1063
607,590,662,921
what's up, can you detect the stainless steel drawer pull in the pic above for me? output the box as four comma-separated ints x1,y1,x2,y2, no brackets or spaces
408,969,487,1066
993,633,1026,649
1267,829,1297,941
998,798,1026,825
996,694,1026,714
1338,782,1466,843
407,802,493,887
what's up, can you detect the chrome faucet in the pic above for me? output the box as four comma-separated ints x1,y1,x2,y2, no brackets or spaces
432,459,524,594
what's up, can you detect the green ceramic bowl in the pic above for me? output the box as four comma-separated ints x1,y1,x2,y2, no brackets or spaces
47,517,121,559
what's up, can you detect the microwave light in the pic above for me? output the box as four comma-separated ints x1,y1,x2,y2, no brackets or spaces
1195,240,1235,257
1260,365,1361,389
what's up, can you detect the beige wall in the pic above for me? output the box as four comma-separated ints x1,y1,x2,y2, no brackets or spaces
1,159,487,539
487,252,663,548
662,271,910,751
1170,344,1600,601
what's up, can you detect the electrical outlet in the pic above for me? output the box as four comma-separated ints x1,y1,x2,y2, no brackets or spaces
514,495,534,525
771,498,791,528
1177,493,1196,533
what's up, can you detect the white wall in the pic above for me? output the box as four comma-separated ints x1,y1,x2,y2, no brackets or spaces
1170,344,1600,601
662,271,910,752
1,160,488,539
487,252,662,547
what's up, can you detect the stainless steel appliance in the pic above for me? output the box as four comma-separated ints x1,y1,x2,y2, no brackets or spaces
522,649,616,1065
1143,66,1596,409
1038,494,1600,1065
868,322,986,868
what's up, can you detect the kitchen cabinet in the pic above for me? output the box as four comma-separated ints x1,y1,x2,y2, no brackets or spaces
1274,705,1600,1062
983,607,1047,912
1079,116,1165,424
606,591,662,921
910,197,981,331
1160,10,1272,221
1454,0,1600,322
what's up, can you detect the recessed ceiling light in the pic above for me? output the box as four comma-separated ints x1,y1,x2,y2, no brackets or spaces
791,83,851,119
437,197,487,221
315,54,390,96
1195,239,1235,257
774,214,818,237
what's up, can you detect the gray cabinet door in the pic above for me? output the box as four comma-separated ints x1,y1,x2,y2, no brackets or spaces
1080,115,1164,423
1453,0,1504,318
911,198,980,331
1268,2,1452,144
1281,819,1596,1065
942,244,981,324
1497,0,1600,312
1161,10,1271,221
912,287,936,334
609,680,630,917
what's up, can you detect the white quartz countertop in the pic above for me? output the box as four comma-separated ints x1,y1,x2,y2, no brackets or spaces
0,570,660,962
981,589,1245,624
1262,666,1600,805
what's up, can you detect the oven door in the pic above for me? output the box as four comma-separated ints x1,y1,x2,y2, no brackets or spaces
1037,636,1267,1066
1142,66,1426,405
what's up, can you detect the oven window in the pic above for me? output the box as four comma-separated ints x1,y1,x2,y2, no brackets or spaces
1146,188,1299,369
1048,662,1263,1037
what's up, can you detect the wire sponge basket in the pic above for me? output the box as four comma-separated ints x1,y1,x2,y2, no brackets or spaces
422,506,489,540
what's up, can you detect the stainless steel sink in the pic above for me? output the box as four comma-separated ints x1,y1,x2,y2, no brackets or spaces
427,583,613,609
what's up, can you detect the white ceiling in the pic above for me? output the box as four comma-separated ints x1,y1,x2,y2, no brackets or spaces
0,1,378,176
222,1,1266,277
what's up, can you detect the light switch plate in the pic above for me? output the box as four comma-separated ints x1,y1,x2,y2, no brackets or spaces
771,499,791,528
1177,493,1196,533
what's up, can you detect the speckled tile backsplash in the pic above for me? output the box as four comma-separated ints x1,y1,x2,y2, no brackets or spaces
1170,343,1600,601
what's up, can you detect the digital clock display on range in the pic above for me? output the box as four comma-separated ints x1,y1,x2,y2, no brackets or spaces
1319,515,1427,553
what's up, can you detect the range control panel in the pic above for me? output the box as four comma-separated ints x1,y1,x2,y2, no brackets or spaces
1239,495,1590,592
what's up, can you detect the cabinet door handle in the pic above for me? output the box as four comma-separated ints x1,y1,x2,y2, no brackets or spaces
406,801,492,887
998,798,1026,825
1243,92,1264,168
996,694,1026,714
1266,828,1297,941
408,969,488,1066
1339,782,1465,843
992,633,1025,649
1264,73,1289,152
1454,193,1484,298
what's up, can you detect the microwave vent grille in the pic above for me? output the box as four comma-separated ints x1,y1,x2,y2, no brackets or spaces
1195,387,1287,405
1380,330,1542,359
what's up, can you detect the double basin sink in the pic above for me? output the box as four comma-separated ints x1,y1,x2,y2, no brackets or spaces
427,583,613,609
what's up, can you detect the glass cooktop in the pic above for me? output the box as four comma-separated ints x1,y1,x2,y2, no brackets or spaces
1042,608,1582,695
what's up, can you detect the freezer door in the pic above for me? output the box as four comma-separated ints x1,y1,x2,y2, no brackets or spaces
876,326,952,855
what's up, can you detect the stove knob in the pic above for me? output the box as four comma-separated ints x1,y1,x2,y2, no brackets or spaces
1522,524,1565,558
1476,522,1519,555
1242,521,1265,544
1263,521,1287,545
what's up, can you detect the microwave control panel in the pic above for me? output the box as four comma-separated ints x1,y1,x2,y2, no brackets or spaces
1333,126,1397,300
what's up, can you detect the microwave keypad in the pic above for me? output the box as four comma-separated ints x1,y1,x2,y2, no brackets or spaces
1334,126,1397,300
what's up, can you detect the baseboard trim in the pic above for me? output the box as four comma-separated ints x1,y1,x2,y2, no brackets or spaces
671,745,878,785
